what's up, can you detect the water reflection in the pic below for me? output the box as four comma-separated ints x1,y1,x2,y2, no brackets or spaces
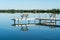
21,13,29,20
49,13,56,18
21,25,28,31
0,13,60,40
12,23,60,31
12,24,29,31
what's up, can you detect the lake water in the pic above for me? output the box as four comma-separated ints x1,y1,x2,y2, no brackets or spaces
0,13,60,40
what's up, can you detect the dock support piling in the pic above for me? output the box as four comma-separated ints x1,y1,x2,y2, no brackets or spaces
39,20,41,23
14,19,16,25
18,18,19,26
28,20,30,24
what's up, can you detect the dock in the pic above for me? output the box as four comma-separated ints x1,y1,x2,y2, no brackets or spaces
12,18,60,20
11,13,60,27
11,18,60,26
36,18,60,21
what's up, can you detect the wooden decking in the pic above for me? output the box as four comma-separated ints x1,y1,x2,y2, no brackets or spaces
36,18,60,21
11,18,60,27
12,23,60,27
12,18,36,20
12,18,60,21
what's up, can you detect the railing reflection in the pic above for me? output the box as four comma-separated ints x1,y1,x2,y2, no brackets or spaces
21,25,28,31
12,24,29,31
12,22,60,32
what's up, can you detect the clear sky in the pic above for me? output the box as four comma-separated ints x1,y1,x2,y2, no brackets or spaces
0,0,60,9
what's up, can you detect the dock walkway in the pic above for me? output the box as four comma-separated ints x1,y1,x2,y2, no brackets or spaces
11,18,60,26
12,18,60,21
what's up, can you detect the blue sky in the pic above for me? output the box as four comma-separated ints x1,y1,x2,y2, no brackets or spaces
0,0,60,9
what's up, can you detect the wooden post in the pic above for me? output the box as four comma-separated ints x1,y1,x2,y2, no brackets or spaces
34,20,36,24
55,20,57,25
39,20,41,23
50,20,52,22
14,19,16,25
18,18,19,26
28,20,30,24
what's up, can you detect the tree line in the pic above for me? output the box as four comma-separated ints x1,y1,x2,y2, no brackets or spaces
0,9,60,13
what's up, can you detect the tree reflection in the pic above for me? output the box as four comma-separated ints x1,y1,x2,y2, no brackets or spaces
21,25,28,31
49,13,56,18
49,13,56,25
12,24,29,31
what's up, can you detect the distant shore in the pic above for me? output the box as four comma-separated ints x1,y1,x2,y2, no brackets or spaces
0,9,60,13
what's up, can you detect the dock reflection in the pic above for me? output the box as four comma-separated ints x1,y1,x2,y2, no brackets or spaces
21,25,28,31
12,24,29,31
12,22,60,31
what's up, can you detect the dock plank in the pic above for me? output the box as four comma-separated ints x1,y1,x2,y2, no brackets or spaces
36,18,60,21
12,18,60,21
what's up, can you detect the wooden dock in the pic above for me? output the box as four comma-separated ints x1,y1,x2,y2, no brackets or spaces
36,18,60,21
12,18,60,21
11,18,60,27
12,18,36,20
12,23,60,27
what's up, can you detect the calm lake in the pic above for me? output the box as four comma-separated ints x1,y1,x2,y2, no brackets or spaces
0,13,60,40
